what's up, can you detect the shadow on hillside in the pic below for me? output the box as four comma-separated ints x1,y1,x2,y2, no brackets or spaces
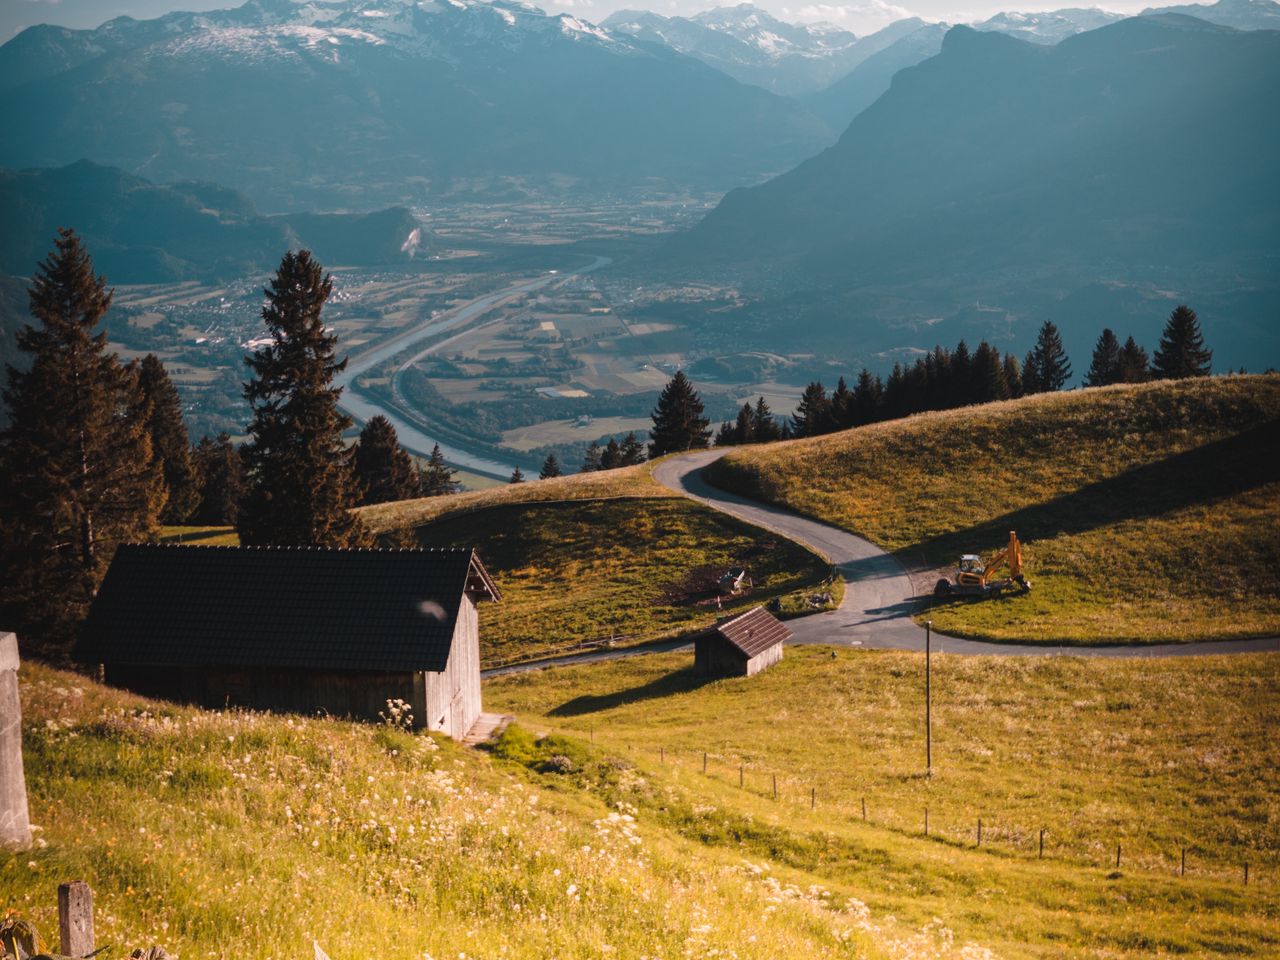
905,418,1279,565
549,665,714,717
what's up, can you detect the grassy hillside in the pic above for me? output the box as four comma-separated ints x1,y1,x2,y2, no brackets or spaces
488,646,1280,958
417,498,835,665
7,662,992,960
705,376,1280,643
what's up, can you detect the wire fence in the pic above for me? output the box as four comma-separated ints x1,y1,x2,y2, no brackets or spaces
606,739,1272,888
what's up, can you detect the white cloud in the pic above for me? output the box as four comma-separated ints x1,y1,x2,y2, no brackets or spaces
782,0,917,30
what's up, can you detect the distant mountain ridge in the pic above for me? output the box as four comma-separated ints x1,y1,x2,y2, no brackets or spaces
668,14,1280,370
0,160,424,282
0,0,829,207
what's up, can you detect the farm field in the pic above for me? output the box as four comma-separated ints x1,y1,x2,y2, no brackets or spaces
9,661,950,960
487,646,1280,958
705,376,1280,644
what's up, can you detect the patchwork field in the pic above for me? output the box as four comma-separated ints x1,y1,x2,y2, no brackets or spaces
487,646,1280,958
705,376,1280,644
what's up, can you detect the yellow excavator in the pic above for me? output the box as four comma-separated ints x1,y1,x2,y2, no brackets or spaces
933,531,1031,599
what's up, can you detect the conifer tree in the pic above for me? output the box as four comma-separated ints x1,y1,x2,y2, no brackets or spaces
751,396,780,441
138,353,200,522
238,250,368,547
791,381,831,437
648,370,711,457
601,437,623,469
619,431,646,465
714,420,739,447
829,376,854,430
950,341,973,405
1152,305,1212,379
419,443,459,496
0,229,163,655
191,432,244,525
581,441,603,473
509,465,525,484
539,453,562,479
971,341,1008,403
1021,347,1041,395
1117,336,1150,383
1026,321,1072,393
1002,353,1023,398
734,403,755,443
1084,329,1123,387
851,370,882,426
353,415,421,505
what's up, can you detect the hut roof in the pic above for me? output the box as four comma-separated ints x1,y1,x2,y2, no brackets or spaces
77,544,499,673
713,606,791,658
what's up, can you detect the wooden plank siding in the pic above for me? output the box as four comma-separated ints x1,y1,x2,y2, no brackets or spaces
424,594,482,739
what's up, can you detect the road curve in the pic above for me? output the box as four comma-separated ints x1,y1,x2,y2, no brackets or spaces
651,450,1280,659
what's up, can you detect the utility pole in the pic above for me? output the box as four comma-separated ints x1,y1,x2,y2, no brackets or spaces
925,620,932,774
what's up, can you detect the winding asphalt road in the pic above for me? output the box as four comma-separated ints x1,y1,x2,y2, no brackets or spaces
485,452,1277,676
652,450,1279,659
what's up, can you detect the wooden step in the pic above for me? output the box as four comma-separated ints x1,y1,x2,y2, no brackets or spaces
463,712,513,747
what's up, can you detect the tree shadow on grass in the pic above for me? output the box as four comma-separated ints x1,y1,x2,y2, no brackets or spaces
549,665,716,717
903,418,1279,565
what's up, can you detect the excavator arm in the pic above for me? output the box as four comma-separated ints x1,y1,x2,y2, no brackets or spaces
979,532,1023,585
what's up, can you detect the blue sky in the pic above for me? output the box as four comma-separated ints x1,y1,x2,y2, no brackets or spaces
2,0,1189,41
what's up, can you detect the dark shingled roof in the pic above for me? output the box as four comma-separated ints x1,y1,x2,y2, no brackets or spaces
713,606,791,658
77,544,499,673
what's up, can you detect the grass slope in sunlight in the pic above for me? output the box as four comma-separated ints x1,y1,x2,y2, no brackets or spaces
5,663,998,960
487,646,1280,959
417,497,838,665
705,375,1280,643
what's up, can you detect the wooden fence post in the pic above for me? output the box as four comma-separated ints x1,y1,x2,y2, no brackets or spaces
924,807,929,836
659,746,664,763
977,818,982,846
1039,829,1045,859
703,751,707,774
739,764,744,788
0,633,32,851
1116,845,1122,870
1180,846,1186,877
1244,863,1250,886
772,774,778,800
811,787,816,811
861,797,866,822
58,880,94,958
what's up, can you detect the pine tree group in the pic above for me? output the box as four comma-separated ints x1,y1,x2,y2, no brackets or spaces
138,353,201,522
191,432,244,525
419,444,460,497
0,229,164,656
353,415,421,505
237,250,368,547
539,453,562,479
648,370,711,458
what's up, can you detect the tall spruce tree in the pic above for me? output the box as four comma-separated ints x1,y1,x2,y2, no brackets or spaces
0,229,163,655
791,381,831,437
1085,329,1123,387
238,250,368,547
138,353,200,522
851,370,882,426
829,376,854,430
1118,336,1150,383
539,453,562,479
191,432,244,525
419,443,459,496
971,341,1008,403
581,440,603,473
1002,353,1023,398
601,437,623,469
353,415,421,505
509,465,525,484
648,370,711,457
751,396,780,441
1152,305,1212,379
1026,321,1072,392
714,420,739,447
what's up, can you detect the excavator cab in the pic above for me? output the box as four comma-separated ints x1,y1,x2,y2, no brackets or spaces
934,533,1031,599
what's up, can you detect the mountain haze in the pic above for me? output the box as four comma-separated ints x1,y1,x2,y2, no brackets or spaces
670,15,1280,368
0,0,829,207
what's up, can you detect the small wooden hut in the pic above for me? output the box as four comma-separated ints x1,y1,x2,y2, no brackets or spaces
76,544,499,740
694,605,790,678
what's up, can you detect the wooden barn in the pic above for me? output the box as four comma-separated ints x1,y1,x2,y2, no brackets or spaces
76,544,500,740
694,606,790,678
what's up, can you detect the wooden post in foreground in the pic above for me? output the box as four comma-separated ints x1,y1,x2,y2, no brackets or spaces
977,818,983,846
1180,846,1186,877
1039,829,1045,859
925,620,932,774
59,881,94,958
0,632,31,851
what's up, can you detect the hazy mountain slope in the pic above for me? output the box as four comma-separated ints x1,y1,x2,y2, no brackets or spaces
804,23,947,130
0,0,828,207
973,7,1124,43
668,16,1280,367
0,161,422,282
601,3,860,95
1140,0,1280,28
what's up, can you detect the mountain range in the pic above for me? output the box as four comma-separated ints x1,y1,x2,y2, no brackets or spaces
0,160,423,282
0,0,829,208
668,14,1280,370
